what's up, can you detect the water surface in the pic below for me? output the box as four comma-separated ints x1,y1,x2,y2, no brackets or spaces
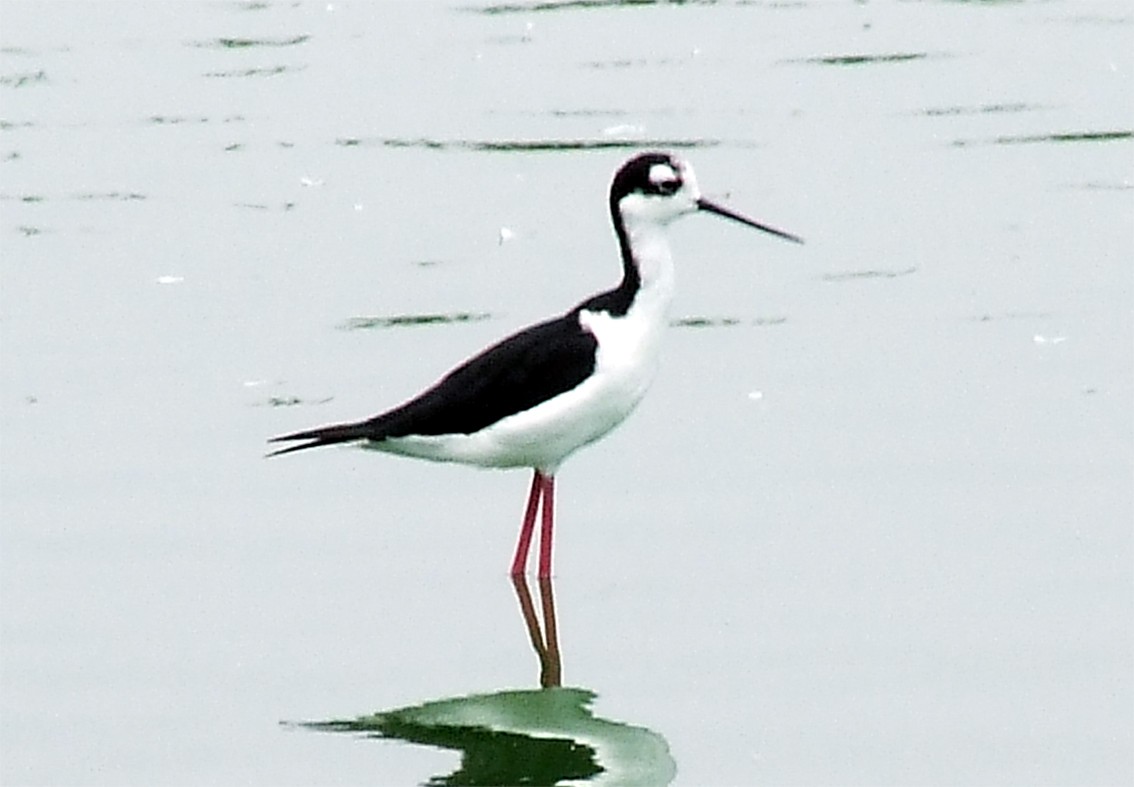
2,1,1131,784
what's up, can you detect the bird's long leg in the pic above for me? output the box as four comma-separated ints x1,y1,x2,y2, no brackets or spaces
537,474,556,579
510,471,544,577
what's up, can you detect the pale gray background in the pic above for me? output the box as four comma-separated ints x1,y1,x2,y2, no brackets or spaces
2,1,1131,785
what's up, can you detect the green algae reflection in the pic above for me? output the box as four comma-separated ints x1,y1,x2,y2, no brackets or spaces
304,687,674,786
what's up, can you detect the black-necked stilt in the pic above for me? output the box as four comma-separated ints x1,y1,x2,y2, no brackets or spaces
269,151,801,577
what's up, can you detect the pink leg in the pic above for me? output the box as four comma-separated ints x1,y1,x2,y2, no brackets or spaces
510,471,543,577
537,474,555,579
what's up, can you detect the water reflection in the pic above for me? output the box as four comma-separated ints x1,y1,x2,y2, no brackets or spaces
513,575,562,689
299,576,676,786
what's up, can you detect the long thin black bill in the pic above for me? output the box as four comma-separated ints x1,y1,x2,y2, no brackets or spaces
697,197,804,244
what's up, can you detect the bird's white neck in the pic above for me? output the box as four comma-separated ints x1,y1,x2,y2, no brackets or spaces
622,217,676,321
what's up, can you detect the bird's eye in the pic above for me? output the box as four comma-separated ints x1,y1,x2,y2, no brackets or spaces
646,162,683,196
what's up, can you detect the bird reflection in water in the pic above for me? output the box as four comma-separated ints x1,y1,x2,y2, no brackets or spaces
296,576,675,785
513,574,561,689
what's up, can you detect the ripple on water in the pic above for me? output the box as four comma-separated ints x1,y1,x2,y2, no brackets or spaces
339,313,495,331
951,130,1134,147
333,136,720,152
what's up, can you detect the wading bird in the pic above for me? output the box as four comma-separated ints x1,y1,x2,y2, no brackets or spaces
269,151,801,577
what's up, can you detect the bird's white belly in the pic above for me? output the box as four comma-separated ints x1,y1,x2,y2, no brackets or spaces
368,307,665,473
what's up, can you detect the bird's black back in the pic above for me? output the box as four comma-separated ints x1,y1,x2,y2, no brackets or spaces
362,309,600,439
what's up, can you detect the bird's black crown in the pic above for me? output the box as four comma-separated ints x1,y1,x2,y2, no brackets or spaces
608,151,684,210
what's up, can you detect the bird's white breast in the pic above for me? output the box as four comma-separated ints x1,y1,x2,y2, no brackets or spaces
371,304,665,472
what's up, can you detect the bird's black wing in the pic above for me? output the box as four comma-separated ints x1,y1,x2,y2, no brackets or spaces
268,311,597,455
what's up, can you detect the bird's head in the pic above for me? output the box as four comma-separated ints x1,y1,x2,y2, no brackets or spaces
609,151,802,244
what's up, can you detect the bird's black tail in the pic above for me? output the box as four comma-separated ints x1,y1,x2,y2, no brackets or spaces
267,420,375,457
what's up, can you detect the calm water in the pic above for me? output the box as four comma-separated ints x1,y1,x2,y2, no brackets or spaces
2,1,1131,785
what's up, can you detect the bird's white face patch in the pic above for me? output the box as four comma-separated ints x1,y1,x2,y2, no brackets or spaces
620,158,700,227
648,162,680,189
